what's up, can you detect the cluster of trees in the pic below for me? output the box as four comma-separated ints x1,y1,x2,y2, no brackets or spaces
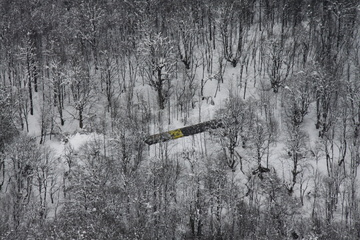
1,0,360,239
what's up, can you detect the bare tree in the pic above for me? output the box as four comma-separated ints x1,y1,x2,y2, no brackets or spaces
263,37,293,93
217,0,253,68
139,33,176,110
0,87,18,193
176,19,197,70
213,94,256,172
343,35,360,226
283,72,312,194
2,135,41,231
312,65,342,138
50,60,66,126
66,57,94,129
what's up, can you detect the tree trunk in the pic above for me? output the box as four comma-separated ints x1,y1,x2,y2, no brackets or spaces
58,80,65,126
79,107,83,129
28,77,33,116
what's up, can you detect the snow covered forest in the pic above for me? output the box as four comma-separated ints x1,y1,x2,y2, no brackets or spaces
1,0,360,239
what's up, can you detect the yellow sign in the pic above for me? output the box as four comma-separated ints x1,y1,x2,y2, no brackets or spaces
168,129,184,139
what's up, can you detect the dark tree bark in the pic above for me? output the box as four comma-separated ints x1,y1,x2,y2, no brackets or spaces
26,54,34,116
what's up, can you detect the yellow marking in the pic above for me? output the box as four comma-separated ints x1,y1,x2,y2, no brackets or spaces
168,129,184,139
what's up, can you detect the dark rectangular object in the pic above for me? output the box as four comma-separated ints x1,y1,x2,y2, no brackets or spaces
145,119,223,145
